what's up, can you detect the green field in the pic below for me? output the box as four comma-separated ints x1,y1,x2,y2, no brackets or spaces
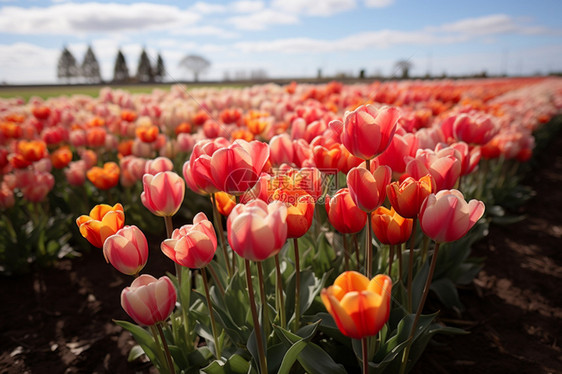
0,84,174,101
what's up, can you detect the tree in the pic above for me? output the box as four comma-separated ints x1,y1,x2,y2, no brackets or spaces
178,54,210,82
154,53,166,82
136,48,154,83
113,49,129,82
57,46,79,83
395,59,413,79
81,45,101,83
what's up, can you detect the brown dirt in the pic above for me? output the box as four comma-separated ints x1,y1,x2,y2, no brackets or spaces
2,133,562,374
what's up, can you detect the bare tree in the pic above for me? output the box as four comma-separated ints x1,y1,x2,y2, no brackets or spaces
178,54,211,82
57,46,79,83
395,59,413,79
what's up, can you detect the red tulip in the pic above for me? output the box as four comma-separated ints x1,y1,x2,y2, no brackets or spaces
371,207,413,245
330,105,400,160
386,174,434,218
346,165,392,212
325,188,367,234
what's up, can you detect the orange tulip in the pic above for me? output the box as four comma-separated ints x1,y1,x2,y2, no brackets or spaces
51,146,73,169
87,162,120,190
17,140,46,162
215,191,236,216
386,174,434,218
371,207,413,245
271,188,315,238
136,125,159,143
321,271,392,339
76,203,125,248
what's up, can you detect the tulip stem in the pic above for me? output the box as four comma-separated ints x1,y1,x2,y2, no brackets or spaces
201,267,222,359
388,245,394,277
366,211,373,278
156,323,176,374
245,259,268,374
400,241,441,374
210,194,233,278
398,243,403,283
353,234,361,266
293,238,301,330
149,325,167,372
407,216,417,313
274,255,286,328
361,337,369,374
342,234,349,271
257,261,270,338
207,264,225,296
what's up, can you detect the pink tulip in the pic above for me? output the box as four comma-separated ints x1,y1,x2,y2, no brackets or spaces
347,165,392,212
65,160,87,186
103,225,149,275
376,131,418,175
210,140,269,195
227,199,287,262
453,113,499,145
419,189,485,243
161,212,217,269
21,171,54,203
269,134,294,166
405,148,461,191
183,137,231,195
436,142,481,176
121,274,176,326
145,156,173,175
325,188,367,234
0,183,15,209
141,171,185,217
330,105,400,160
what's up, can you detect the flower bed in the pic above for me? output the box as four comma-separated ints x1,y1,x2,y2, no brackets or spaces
1,78,561,373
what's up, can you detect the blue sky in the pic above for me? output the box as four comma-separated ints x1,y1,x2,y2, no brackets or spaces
0,0,560,83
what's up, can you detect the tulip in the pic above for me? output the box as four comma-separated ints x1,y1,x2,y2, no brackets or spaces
347,165,392,212
376,131,418,175
145,156,173,175
269,134,294,166
227,199,287,262
419,189,485,243
330,105,400,160
86,162,120,190
325,188,367,234
453,113,499,145
210,140,269,195
271,188,315,238
0,183,15,209
21,171,54,203
405,149,461,191
161,212,217,269
321,271,392,339
386,174,434,218
16,140,46,162
50,146,73,169
183,137,231,195
76,203,125,248
103,225,149,275
136,124,159,143
214,191,236,216
141,171,185,217
121,274,176,326
371,207,413,245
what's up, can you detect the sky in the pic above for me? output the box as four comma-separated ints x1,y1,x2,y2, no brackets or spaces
0,0,561,84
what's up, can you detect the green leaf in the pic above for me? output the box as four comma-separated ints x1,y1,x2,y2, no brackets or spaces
114,320,162,369
297,343,347,374
429,278,464,311
277,341,307,374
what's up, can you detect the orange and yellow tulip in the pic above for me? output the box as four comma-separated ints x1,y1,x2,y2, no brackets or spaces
76,203,125,248
371,207,413,245
321,271,392,339
87,162,120,190
386,174,434,218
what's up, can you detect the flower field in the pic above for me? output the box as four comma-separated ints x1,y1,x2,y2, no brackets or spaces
1,78,562,373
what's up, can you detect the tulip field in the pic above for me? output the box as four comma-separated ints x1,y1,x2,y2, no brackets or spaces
1,78,562,373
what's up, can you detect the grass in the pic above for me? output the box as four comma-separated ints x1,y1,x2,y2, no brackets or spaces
0,84,173,101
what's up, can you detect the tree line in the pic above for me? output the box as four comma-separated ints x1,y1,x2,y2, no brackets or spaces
57,46,165,84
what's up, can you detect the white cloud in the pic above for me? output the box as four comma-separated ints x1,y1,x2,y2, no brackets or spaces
0,43,58,83
228,9,299,30
364,0,395,8
438,14,550,36
271,0,356,16
0,2,200,35
171,26,239,39
188,2,227,14
231,0,265,13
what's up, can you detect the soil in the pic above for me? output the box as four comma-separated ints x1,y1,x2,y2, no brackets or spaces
2,134,562,374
